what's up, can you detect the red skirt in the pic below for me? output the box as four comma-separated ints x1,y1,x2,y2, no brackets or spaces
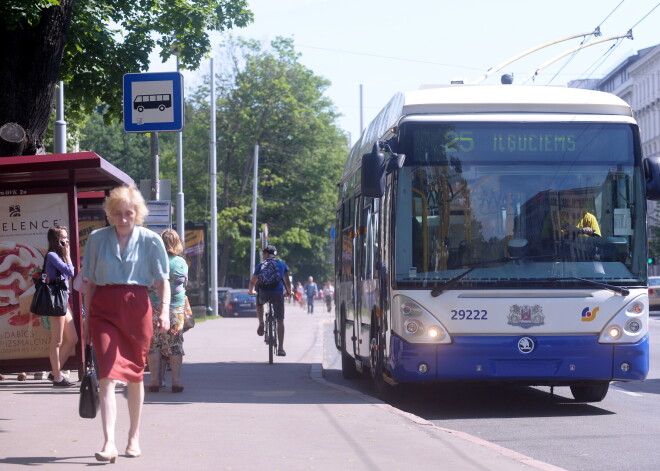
89,285,153,383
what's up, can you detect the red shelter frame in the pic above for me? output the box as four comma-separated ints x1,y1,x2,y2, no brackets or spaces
0,152,133,378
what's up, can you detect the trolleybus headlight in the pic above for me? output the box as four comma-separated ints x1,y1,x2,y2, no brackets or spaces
401,302,422,316
621,362,631,372
626,320,641,333
599,297,649,343
427,326,445,340
418,363,429,374
405,320,421,334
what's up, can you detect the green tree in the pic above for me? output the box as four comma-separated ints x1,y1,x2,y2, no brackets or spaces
77,36,347,286
78,109,152,182
183,37,348,285
0,0,252,156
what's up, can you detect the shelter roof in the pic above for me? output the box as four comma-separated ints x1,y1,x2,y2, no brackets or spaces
0,151,133,190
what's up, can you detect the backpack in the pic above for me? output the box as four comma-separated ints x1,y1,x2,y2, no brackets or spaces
257,258,281,290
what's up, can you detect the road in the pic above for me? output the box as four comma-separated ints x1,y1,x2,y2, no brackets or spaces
322,309,660,471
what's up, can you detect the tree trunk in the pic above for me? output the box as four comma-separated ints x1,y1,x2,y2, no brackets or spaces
0,123,27,156
218,239,233,287
0,0,75,156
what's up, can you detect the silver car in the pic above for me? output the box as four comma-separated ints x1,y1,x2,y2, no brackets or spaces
649,276,660,310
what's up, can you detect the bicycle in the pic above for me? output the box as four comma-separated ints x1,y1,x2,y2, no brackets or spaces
264,301,278,364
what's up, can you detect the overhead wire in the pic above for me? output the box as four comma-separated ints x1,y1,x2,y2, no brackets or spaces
578,1,660,80
576,39,625,80
297,44,483,72
630,2,660,28
547,0,626,84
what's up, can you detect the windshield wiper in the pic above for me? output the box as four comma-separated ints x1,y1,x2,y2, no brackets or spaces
429,253,561,297
548,276,630,296
431,267,475,297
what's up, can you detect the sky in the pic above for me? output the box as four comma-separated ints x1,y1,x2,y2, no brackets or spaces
150,0,660,145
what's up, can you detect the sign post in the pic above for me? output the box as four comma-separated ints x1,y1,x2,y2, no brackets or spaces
123,72,184,133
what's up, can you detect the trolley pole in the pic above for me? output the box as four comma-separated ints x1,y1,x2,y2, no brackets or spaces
250,144,259,277
209,58,218,316
176,55,185,245
54,81,66,154
150,132,159,201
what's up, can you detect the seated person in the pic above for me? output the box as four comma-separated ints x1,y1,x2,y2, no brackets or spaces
576,210,601,235
565,209,601,237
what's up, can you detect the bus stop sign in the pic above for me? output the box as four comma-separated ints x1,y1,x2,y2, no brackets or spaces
123,72,184,132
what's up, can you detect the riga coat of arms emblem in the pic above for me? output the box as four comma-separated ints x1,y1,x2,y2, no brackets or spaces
508,304,544,328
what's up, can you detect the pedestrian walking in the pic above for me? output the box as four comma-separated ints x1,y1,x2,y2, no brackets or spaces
324,281,335,312
304,276,318,314
147,229,188,394
82,184,170,463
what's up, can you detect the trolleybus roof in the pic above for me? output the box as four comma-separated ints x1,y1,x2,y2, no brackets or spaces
343,85,634,181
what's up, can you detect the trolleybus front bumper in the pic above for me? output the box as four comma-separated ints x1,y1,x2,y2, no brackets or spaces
388,332,649,384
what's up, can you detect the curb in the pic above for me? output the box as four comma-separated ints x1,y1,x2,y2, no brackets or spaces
311,319,568,471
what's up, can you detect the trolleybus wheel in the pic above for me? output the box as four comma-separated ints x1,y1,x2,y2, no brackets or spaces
570,381,609,402
370,311,397,401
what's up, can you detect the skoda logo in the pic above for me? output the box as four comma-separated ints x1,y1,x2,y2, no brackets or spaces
517,337,535,354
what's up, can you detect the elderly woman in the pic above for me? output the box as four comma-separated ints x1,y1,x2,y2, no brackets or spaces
147,229,188,393
82,185,170,463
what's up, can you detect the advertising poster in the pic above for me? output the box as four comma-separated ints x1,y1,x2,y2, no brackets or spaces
0,192,69,360
184,224,207,307
78,206,107,260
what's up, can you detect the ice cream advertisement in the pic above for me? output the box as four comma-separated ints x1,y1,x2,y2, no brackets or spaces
0,191,69,360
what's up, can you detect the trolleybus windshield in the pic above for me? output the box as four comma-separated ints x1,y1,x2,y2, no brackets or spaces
394,122,646,289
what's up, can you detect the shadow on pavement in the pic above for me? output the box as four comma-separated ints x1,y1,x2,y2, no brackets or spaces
144,361,367,406
389,382,615,420
613,378,660,395
0,456,92,467
323,366,615,421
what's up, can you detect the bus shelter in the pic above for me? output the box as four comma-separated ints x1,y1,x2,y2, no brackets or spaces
0,152,132,378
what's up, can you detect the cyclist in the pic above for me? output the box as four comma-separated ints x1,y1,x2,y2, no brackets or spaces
248,245,292,356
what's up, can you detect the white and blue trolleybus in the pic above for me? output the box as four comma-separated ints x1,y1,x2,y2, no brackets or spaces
334,84,660,402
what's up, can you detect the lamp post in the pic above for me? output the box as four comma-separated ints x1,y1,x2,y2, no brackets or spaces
250,144,259,277
176,55,185,245
209,58,218,316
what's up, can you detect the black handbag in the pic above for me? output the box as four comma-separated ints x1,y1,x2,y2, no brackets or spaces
30,260,68,317
79,344,99,419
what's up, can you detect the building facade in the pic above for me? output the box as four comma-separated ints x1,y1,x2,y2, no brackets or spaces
569,44,660,274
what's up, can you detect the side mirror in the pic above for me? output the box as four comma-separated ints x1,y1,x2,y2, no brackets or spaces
361,145,386,198
645,157,660,200
387,153,406,172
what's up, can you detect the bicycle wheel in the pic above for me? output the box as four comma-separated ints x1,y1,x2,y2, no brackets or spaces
267,317,274,364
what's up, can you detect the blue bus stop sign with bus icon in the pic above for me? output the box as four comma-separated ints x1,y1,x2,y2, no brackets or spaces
123,72,184,132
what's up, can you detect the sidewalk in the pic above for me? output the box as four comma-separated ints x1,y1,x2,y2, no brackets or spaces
0,300,565,470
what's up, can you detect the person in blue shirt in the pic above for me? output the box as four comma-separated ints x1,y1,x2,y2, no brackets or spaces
248,245,292,356
82,184,170,463
304,276,318,314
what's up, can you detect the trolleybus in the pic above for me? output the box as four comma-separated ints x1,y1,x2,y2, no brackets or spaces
334,84,660,402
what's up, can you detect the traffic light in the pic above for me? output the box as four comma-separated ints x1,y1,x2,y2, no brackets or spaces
649,257,655,264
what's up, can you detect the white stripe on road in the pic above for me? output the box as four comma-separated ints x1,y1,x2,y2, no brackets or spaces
612,388,643,397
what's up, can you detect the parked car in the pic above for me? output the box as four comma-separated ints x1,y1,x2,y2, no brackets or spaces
649,276,660,310
222,289,257,317
217,287,233,316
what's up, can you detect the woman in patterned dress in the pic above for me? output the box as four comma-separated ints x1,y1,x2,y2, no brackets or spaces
146,229,188,393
